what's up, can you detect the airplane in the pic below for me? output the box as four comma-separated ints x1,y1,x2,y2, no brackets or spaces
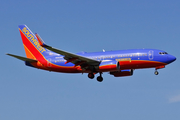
7,25,176,82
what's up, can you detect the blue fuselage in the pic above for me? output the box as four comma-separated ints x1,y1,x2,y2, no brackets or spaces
46,49,176,69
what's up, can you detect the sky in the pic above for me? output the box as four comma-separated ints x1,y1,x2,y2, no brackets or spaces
0,0,180,120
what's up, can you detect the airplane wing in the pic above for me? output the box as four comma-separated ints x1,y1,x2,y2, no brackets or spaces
35,33,100,67
43,45,100,65
6,53,37,62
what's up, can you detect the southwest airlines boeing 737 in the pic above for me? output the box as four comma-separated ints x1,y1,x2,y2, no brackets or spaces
7,25,176,82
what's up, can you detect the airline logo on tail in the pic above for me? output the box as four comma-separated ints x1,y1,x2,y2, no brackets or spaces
21,26,46,53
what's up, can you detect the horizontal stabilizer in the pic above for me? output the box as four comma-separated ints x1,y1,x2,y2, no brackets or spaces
6,53,37,62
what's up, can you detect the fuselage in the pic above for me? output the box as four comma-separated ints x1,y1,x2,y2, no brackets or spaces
30,48,176,73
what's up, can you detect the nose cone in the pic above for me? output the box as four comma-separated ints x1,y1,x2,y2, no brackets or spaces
167,55,176,64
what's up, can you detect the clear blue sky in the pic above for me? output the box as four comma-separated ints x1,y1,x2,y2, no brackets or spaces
1,0,180,120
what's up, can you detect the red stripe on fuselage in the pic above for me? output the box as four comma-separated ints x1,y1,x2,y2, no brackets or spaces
119,60,167,70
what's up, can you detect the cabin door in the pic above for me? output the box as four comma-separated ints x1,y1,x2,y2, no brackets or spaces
148,50,154,60
47,58,52,67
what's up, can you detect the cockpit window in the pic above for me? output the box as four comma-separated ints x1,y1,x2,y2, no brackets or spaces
159,52,168,55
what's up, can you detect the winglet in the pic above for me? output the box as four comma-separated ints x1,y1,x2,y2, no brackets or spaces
35,33,52,49
35,33,46,46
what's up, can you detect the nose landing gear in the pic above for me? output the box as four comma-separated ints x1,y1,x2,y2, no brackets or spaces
154,66,165,75
154,70,159,75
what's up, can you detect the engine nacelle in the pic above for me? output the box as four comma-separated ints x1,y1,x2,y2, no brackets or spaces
110,69,133,77
98,61,120,72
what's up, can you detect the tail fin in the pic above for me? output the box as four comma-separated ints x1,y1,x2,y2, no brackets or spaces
19,25,47,60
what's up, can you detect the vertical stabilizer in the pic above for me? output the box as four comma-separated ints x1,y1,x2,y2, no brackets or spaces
18,25,47,60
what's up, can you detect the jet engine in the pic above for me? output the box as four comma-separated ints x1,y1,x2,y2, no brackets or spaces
110,69,133,77
98,61,120,72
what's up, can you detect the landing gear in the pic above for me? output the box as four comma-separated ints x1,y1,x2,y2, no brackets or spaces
97,72,103,82
154,70,159,75
88,73,94,79
97,76,103,82
88,72,104,82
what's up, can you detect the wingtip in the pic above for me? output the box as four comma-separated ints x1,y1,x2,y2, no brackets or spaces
35,33,46,46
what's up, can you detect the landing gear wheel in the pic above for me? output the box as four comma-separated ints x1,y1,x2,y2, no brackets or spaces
88,73,94,79
97,76,103,82
154,71,159,75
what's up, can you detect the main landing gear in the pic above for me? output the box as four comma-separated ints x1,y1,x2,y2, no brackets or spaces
88,72,103,82
97,73,103,82
88,73,94,79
